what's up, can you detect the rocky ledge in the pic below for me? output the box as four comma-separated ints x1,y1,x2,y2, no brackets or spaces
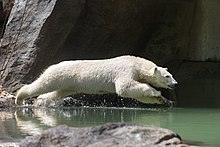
19,123,196,147
0,86,15,108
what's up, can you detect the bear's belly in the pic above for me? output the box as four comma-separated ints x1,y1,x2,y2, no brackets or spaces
67,78,116,94
76,85,115,94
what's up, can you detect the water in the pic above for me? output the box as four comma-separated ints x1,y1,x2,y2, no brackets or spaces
0,107,220,146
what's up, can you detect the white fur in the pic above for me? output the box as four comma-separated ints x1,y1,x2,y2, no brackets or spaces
16,55,178,105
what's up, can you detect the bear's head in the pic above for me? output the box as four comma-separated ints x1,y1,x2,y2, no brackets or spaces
15,85,30,105
149,67,178,89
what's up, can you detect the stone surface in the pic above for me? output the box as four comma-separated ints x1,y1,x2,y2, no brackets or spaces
0,86,15,107
19,123,188,147
0,0,86,92
0,0,14,38
33,94,173,108
0,0,14,21
0,1,4,22
189,0,220,61
2,0,14,17
0,97,14,108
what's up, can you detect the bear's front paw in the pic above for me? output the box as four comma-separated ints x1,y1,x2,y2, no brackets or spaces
155,95,174,107
15,98,23,105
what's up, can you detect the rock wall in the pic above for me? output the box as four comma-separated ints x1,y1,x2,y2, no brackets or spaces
190,0,220,61
0,0,14,37
0,0,85,91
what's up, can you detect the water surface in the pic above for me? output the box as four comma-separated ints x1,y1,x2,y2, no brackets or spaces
0,107,220,146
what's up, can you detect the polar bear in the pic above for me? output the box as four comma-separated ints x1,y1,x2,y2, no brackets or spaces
15,55,178,106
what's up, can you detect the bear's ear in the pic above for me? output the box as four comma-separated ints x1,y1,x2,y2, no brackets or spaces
150,67,159,76
154,67,160,75
164,67,168,71
153,67,159,75
154,67,158,72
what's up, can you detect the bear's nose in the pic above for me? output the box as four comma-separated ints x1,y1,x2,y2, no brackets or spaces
174,82,178,88
169,82,178,89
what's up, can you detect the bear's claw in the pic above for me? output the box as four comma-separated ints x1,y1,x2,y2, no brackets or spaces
156,95,174,107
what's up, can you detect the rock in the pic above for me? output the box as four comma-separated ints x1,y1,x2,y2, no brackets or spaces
0,0,85,92
2,0,14,17
19,123,192,147
0,86,15,107
33,94,172,108
0,0,14,22
0,97,15,107
189,0,220,61
0,1,4,22
0,0,14,39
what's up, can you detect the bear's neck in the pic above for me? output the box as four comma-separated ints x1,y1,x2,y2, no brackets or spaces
139,75,157,87
137,68,159,88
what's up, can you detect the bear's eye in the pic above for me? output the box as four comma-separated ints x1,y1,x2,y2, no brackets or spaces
165,75,170,78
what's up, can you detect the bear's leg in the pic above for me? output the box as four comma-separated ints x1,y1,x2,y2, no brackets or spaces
16,80,57,105
37,89,75,100
115,79,163,104
16,71,71,105
132,95,172,105
34,89,76,107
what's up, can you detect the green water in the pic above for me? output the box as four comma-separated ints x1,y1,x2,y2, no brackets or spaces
0,107,220,146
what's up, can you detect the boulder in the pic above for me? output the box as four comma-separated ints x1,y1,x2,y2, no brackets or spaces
0,86,15,107
0,97,15,107
0,0,85,92
19,123,191,147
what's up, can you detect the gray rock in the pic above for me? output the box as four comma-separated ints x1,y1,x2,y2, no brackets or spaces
0,0,85,92
0,0,14,22
0,97,15,107
19,123,188,147
2,0,14,17
32,94,173,108
0,86,15,107
0,0,14,38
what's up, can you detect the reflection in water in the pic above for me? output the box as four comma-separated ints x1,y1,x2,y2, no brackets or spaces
0,110,15,142
1,107,220,146
0,107,167,142
15,108,57,135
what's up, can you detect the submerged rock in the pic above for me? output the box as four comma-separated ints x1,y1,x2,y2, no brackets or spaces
19,123,192,147
0,97,15,108
0,86,15,107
